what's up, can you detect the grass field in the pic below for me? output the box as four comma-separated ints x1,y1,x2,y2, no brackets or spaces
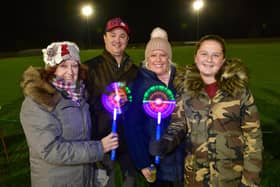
0,40,280,186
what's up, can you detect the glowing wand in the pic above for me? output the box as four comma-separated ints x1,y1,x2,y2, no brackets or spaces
143,85,175,164
101,82,132,160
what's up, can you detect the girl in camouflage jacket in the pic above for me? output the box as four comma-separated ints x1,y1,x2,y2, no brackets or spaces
150,35,263,187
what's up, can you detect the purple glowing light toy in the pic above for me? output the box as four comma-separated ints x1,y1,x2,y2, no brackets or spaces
101,82,132,160
142,85,176,164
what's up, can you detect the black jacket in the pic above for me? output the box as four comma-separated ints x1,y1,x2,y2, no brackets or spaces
85,49,138,153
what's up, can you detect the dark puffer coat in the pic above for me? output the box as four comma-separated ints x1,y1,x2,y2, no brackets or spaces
85,50,138,153
123,66,185,182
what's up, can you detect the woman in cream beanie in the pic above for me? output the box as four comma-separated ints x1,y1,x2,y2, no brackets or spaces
142,27,176,86
144,27,172,63
124,28,184,186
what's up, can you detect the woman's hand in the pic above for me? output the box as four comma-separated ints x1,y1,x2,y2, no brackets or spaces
141,167,152,181
101,133,119,153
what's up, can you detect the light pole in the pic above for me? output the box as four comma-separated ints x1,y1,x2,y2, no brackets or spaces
81,5,93,49
193,0,204,40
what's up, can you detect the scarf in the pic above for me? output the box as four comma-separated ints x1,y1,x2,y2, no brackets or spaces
51,77,85,103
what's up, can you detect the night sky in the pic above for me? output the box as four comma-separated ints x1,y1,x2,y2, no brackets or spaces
1,0,280,51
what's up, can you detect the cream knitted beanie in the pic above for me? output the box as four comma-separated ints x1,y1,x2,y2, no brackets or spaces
144,27,172,61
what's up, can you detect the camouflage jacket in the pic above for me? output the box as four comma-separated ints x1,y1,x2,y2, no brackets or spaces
162,59,263,187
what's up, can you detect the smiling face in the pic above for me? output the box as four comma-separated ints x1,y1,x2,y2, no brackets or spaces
147,49,169,76
104,28,129,60
54,59,79,83
195,39,225,81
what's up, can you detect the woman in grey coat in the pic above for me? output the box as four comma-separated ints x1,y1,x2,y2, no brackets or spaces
20,41,119,187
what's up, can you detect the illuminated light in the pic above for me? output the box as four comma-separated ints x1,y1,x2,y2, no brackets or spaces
192,0,204,40
101,82,131,161
143,85,176,119
102,82,132,114
155,98,162,105
193,0,204,11
143,85,176,164
81,5,93,17
114,95,120,102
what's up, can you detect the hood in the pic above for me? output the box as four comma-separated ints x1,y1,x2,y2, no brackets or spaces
174,58,249,97
20,66,61,111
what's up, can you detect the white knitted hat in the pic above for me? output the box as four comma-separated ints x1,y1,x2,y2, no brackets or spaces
42,41,80,67
144,27,172,61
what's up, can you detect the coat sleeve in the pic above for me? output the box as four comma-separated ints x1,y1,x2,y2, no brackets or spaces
160,95,187,154
20,97,104,165
240,89,263,186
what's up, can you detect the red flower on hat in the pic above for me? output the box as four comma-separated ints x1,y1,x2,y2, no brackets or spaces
43,41,80,67
61,44,70,56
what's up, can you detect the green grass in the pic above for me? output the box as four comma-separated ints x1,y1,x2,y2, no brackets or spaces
0,40,280,186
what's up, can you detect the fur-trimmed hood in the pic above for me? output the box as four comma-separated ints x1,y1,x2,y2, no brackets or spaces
20,66,61,111
174,58,249,97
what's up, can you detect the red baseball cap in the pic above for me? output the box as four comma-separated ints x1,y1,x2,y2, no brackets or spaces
105,17,130,34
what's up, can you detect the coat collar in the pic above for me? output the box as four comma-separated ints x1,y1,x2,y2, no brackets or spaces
102,49,130,68
175,58,249,97
21,66,61,111
139,65,176,88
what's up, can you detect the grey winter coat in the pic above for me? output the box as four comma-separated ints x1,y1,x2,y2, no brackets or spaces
20,66,104,187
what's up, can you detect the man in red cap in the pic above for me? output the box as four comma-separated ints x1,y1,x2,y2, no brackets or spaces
85,17,138,187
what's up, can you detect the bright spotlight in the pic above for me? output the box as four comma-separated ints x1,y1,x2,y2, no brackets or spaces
81,5,93,17
193,0,204,11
